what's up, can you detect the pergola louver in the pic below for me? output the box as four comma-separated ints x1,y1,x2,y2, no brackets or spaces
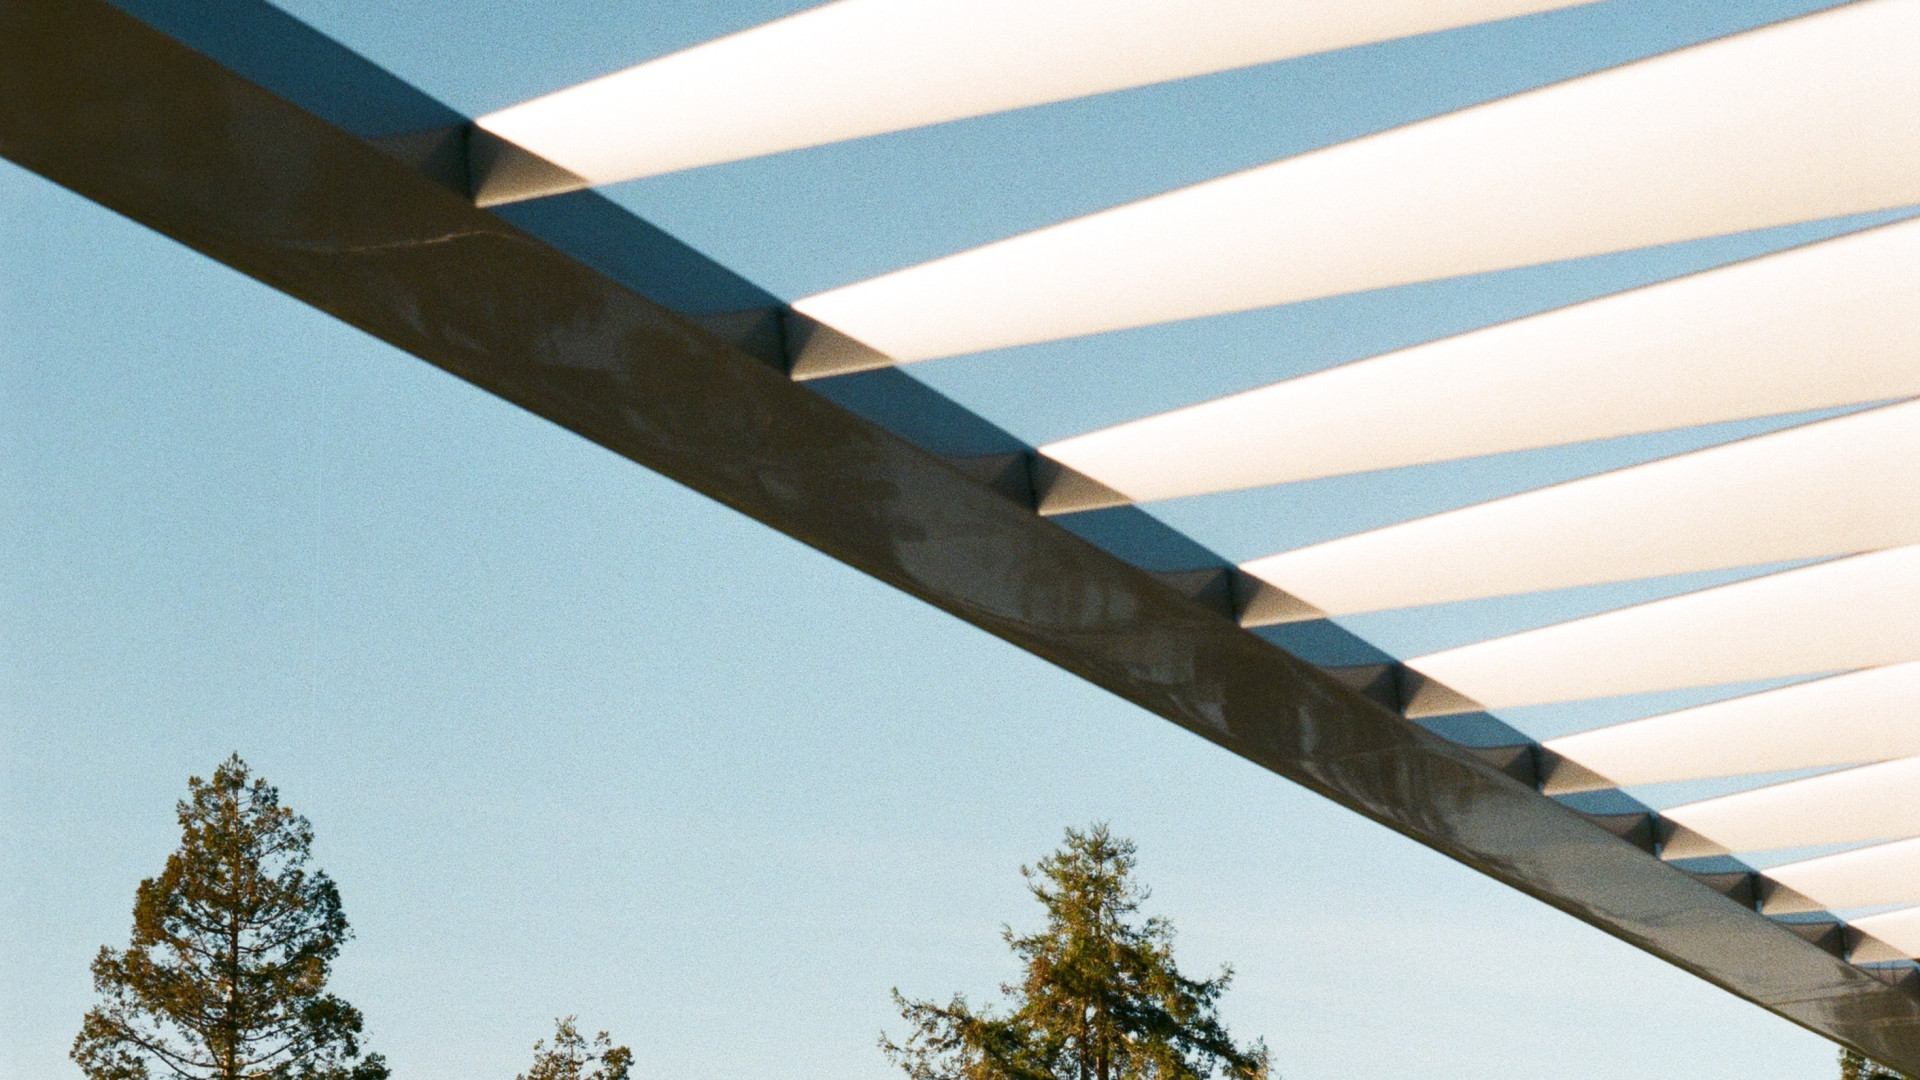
474,0,1608,197
1771,839,1920,915
1042,214,1920,504
1406,545,1920,710
11,0,1920,1069
1660,758,1920,859
1542,663,1920,794
1239,399,1920,615
791,0,1920,365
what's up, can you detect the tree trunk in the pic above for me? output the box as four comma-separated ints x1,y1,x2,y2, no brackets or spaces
225,849,241,1080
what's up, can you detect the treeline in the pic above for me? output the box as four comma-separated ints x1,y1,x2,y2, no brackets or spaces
73,757,1900,1080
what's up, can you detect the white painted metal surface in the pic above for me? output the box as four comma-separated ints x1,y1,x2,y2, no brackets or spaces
1848,906,1920,961
1405,546,1920,710
477,0,1598,187
1661,757,1920,855
489,0,1920,965
795,0,1920,361
1542,664,1920,793
1041,217,1920,501
1765,837,1920,914
1238,400,1920,614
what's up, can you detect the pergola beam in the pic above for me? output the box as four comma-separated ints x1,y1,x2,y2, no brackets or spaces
6,0,1920,1066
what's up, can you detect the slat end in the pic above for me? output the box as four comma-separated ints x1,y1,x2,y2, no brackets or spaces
1757,877,1826,916
1031,455,1133,516
470,127,591,207
785,313,897,379
1538,750,1619,795
1659,820,1730,861
1233,572,1326,628
1400,671,1484,719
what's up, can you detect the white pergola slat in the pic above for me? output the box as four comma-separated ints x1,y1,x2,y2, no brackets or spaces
1403,546,1920,712
31,0,1920,1055
1659,757,1920,858
1041,216,1920,502
1848,907,1920,962
1765,837,1920,915
793,0,1920,363
1237,399,1920,615
476,0,1920,986
476,0,1598,190
1540,664,1920,795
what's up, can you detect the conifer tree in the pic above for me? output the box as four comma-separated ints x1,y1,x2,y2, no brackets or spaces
884,824,1269,1080
516,1017,633,1080
72,755,386,1080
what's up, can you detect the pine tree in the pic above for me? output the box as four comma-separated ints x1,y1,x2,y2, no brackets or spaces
72,755,386,1080
884,824,1269,1080
516,1017,633,1080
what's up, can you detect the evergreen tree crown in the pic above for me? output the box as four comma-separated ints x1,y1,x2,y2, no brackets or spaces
72,755,386,1080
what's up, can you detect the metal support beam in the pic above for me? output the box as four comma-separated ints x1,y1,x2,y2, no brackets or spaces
6,0,1920,1066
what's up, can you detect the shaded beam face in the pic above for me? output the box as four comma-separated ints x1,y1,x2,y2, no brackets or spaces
9,0,1920,1071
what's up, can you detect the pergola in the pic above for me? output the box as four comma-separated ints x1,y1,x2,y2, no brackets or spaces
7,0,1920,1067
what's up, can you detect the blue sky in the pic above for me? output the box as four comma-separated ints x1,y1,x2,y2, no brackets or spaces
0,1,1884,1077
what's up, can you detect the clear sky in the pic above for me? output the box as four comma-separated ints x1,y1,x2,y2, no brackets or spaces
0,1,1889,1078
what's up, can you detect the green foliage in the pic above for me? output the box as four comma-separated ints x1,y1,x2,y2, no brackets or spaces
72,755,386,1080
884,824,1270,1080
1842,1048,1910,1080
884,993,1051,1080
516,1017,633,1080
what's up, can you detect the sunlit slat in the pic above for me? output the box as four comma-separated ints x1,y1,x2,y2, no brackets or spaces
1540,664,1920,794
794,0,1920,364
475,0,1600,193
1238,400,1920,615
1764,837,1920,914
1659,758,1920,857
1848,907,1920,962
1042,217,1920,502
1404,546,1920,712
